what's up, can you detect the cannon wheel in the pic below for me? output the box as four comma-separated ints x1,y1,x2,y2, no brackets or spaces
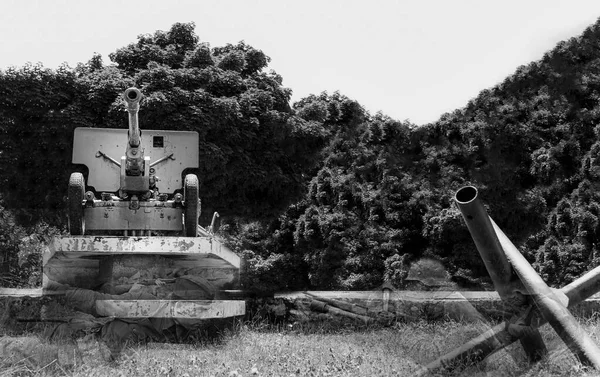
184,174,199,237
68,172,85,235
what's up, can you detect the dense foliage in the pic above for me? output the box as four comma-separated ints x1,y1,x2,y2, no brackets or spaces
4,20,600,291
228,19,600,291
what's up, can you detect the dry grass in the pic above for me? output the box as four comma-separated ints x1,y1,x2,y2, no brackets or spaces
3,318,600,376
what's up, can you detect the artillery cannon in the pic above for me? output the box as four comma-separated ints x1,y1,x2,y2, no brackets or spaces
35,88,245,351
68,87,199,237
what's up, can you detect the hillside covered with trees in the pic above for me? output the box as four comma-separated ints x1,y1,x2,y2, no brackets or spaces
2,20,600,292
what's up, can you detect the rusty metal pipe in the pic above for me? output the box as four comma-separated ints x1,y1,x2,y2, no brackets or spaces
416,262,600,375
563,264,600,305
413,322,520,376
492,219,600,368
454,186,519,301
455,186,545,364
451,186,600,369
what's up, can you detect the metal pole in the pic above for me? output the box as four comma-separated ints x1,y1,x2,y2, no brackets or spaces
454,186,519,301
562,264,600,305
416,262,600,375
419,187,600,375
455,186,546,362
413,320,522,376
492,219,600,368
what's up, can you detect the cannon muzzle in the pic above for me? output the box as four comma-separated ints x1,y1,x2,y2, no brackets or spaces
124,87,142,147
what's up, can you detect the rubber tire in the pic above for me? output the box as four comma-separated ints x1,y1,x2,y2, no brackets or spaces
68,172,85,235
184,174,199,237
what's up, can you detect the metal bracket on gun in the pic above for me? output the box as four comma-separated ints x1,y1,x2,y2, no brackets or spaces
96,150,121,167
150,153,175,168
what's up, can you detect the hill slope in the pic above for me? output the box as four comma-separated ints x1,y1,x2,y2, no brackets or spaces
231,17,600,291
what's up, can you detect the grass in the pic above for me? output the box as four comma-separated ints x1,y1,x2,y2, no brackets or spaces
3,318,600,376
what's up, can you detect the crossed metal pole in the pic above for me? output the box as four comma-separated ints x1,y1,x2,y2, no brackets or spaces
416,186,600,375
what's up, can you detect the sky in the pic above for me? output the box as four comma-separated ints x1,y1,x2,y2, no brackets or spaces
2,1,600,126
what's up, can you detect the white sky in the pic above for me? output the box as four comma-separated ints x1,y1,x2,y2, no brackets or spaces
2,0,600,125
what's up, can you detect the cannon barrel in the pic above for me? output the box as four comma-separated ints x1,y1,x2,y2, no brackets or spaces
123,87,142,148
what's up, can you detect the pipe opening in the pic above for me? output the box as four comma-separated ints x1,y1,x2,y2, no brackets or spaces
455,186,478,204
127,90,138,100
